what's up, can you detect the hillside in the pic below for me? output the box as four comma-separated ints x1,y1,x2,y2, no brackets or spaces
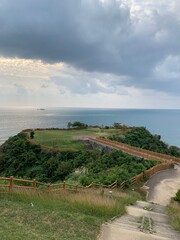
0,129,158,185
0,188,141,240
0,125,179,239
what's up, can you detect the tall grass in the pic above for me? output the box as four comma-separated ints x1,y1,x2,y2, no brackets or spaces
0,188,141,239
167,200,180,232
5,188,139,218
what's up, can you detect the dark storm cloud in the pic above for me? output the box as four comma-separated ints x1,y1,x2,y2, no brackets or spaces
0,0,180,94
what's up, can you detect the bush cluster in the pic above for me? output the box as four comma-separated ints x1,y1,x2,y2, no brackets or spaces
174,189,180,203
109,127,180,157
0,133,158,185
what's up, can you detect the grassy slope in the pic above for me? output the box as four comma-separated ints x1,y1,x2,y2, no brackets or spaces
33,128,121,151
168,200,180,232
0,189,141,240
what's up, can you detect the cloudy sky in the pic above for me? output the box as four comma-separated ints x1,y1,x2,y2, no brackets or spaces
0,0,180,109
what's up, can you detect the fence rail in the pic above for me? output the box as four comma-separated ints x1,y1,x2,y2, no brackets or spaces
120,161,174,189
0,177,118,193
0,162,174,193
89,138,180,164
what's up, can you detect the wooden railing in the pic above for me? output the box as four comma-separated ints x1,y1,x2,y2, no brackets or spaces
0,177,118,193
120,161,174,189
0,162,174,194
89,137,180,163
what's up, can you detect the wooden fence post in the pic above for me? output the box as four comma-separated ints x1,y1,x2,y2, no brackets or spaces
33,179,36,192
9,176,14,192
115,180,118,188
75,184,78,193
48,183,51,192
63,181,66,191
120,181,126,190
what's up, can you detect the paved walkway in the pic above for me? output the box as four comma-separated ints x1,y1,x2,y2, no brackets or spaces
99,165,180,240
146,165,180,205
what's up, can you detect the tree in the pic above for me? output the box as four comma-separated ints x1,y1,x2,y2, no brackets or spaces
71,121,88,129
67,122,72,129
30,131,35,139
113,122,122,129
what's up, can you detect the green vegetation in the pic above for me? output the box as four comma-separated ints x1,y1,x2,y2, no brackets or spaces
138,216,154,233
0,133,158,184
0,189,141,239
168,195,180,232
1,124,175,238
66,150,158,186
32,127,120,151
109,126,180,157
174,189,180,203
30,131,35,139
67,121,88,129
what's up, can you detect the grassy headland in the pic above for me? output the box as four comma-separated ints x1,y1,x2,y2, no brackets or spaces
32,127,121,151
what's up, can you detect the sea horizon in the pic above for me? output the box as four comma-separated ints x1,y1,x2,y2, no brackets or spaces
1,106,180,110
0,107,180,148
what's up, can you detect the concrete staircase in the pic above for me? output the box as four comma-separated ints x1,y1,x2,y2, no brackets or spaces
99,201,180,240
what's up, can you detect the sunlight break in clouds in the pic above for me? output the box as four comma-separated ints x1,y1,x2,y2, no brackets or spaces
0,58,66,107
0,0,180,108
0,57,65,79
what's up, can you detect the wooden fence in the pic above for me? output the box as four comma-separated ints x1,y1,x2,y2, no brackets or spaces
0,162,174,194
121,161,174,189
90,138,180,163
0,177,118,193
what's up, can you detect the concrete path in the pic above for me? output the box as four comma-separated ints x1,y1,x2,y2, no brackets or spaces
99,166,180,240
146,164,180,205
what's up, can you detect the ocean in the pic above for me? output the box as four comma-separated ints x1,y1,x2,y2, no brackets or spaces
0,108,180,147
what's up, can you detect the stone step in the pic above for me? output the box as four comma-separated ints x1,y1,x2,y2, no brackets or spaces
126,206,169,223
105,219,180,240
99,201,180,240
101,224,171,240
136,201,166,213
154,223,180,239
112,221,140,231
116,214,139,223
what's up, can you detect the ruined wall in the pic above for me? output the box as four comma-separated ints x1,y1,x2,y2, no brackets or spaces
86,139,115,153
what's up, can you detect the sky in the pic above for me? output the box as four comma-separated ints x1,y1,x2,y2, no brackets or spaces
0,0,180,109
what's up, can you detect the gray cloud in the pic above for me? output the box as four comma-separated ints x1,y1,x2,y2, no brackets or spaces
0,0,180,95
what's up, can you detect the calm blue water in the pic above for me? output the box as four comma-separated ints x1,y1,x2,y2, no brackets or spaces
0,108,180,147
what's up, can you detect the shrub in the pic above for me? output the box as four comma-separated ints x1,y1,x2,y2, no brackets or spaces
174,189,180,203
